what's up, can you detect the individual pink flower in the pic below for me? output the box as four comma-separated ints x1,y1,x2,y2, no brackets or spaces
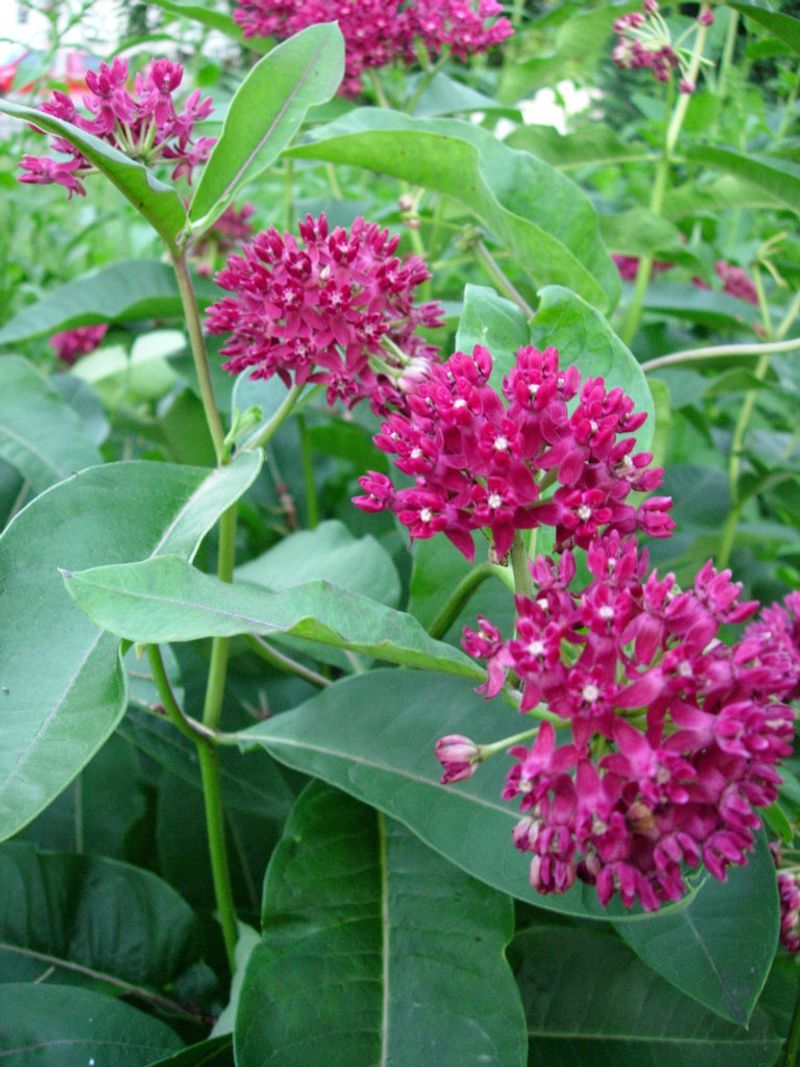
449,533,798,911
49,324,108,364
205,212,444,412
18,57,214,197
355,343,673,560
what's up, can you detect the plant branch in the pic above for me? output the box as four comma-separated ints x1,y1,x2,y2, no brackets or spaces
641,337,800,373
427,562,499,640
473,238,534,318
242,384,304,452
244,634,331,688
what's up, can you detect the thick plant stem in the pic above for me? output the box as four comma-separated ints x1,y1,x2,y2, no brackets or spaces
243,383,304,453
170,250,226,465
147,644,204,745
510,534,534,599
427,561,498,640
198,743,238,970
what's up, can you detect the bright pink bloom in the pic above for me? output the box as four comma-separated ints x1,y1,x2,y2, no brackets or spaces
206,213,443,412
435,735,481,783
715,261,759,306
612,254,673,282
779,869,800,952
49,324,108,364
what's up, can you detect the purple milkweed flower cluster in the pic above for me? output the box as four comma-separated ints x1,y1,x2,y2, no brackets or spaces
19,57,215,197
354,343,674,560
49,324,108,364
205,213,444,412
233,0,513,97
779,870,800,952
448,535,798,911
612,2,709,93
612,254,674,282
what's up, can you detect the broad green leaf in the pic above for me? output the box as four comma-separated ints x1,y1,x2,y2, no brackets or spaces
0,357,101,492
663,175,781,219
147,0,242,36
0,100,186,246
506,124,656,171
0,261,215,346
237,670,696,921
212,923,260,1037
455,283,531,388
513,922,782,1066
529,285,655,450
0,983,183,1064
686,145,800,215
0,842,201,1001
63,556,482,680
411,71,520,118
146,1037,234,1066
598,209,710,279
189,24,345,228
236,518,401,607
728,3,800,55
0,450,262,840
615,832,778,1025
49,373,110,447
288,109,619,311
642,282,759,330
234,781,527,1067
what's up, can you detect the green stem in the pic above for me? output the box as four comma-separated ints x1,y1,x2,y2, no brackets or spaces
283,158,294,232
170,250,226,465
147,644,204,745
242,384,304,453
427,561,498,640
473,239,534,318
406,51,450,113
642,337,800,373
244,634,331,688
510,533,534,599
368,69,392,109
783,972,800,1067
197,744,238,969
297,414,319,528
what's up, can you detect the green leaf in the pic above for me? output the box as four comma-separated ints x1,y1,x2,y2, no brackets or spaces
237,670,696,921
598,209,710,279
411,71,520,118
642,282,759,330
506,124,656,171
62,556,482,680
615,832,778,1025
663,175,781,219
455,284,531,388
529,285,655,450
0,983,184,1064
236,518,401,607
147,0,242,36
288,109,620,311
686,144,800,214
146,1037,234,1066
234,781,527,1067
189,24,344,228
0,100,186,246
728,3,800,55
0,450,262,841
513,921,782,1066
0,842,201,1000
0,357,102,492
0,261,215,346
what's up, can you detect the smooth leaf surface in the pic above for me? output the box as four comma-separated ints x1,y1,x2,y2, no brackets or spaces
146,1037,234,1066
686,144,800,214
728,3,800,55
455,283,530,388
514,922,782,1066
289,108,619,310
0,357,101,492
235,781,527,1067
189,23,344,227
506,124,656,170
0,983,183,1065
0,451,262,840
63,555,482,680
238,670,694,920
0,100,186,246
529,285,655,450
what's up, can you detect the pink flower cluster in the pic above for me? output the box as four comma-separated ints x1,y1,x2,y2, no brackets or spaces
779,871,800,952
19,57,215,197
205,213,444,411
192,203,256,278
354,343,673,559
612,3,709,93
233,0,513,96
714,261,760,306
612,254,673,282
49,324,108,364
448,534,798,911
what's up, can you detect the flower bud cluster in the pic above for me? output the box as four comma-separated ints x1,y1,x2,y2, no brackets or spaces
233,0,513,96
19,57,215,197
50,324,108,364
779,871,800,952
205,213,444,411
456,533,798,911
354,343,673,559
612,3,705,92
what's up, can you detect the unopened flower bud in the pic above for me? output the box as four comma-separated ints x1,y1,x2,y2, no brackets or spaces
698,9,714,25
398,194,414,212
680,78,695,94
435,734,482,784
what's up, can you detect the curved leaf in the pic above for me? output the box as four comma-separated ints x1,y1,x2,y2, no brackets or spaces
62,555,482,680
686,145,800,214
0,357,101,492
0,100,186,246
189,23,344,229
728,3,800,55
0,450,262,840
288,108,620,311
506,124,656,171
147,1037,234,1066
235,781,527,1067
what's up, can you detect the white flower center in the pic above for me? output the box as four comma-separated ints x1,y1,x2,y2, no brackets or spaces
453,398,467,409
494,436,509,452
598,605,614,620
488,493,503,509
410,448,422,459
582,683,600,703
527,640,546,657
577,505,592,520
419,508,433,523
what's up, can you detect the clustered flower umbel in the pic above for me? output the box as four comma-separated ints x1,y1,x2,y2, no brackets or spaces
49,324,108,364
612,1,713,94
19,57,215,197
354,343,674,559
206,213,444,412
233,0,513,96
443,536,799,911
615,255,760,308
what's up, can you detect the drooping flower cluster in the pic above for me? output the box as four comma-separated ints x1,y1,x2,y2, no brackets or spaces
19,57,215,197
612,2,711,93
192,203,256,278
445,534,798,911
205,213,444,411
50,324,108,364
354,343,673,559
233,0,513,96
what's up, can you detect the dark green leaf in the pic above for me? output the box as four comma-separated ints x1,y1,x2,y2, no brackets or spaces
0,101,186,246
234,781,527,1067
728,3,800,55
0,357,102,492
49,373,110,447
145,1037,233,1067
599,209,710,279
0,983,183,1064
455,284,531,387
0,451,262,840
189,24,345,228
686,145,800,214
642,282,759,329
63,556,482,679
